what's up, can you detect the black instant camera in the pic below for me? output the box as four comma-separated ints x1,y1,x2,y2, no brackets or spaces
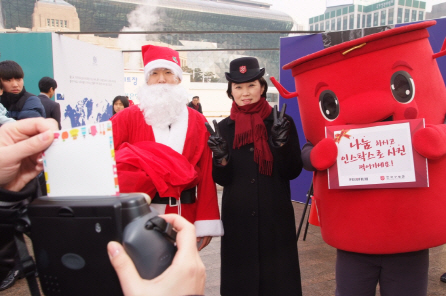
25,193,177,296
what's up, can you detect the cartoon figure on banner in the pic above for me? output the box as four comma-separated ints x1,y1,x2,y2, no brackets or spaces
61,131,69,142
81,126,87,138
271,20,446,295
70,128,79,140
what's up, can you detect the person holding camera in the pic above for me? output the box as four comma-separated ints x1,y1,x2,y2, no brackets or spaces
0,117,57,290
206,57,304,296
0,118,207,295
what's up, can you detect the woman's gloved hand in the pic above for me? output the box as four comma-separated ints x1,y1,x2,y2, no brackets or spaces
205,120,229,164
271,104,290,147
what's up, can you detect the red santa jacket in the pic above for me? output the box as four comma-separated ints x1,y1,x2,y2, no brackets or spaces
112,105,223,237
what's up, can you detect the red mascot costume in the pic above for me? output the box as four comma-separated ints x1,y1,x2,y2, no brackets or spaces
272,20,446,295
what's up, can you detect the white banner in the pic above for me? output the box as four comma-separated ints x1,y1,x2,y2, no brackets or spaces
51,34,124,129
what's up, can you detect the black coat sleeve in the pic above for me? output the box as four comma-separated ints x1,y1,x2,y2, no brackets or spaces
211,119,233,186
269,114,303,180
0,178,39,205
212,155,233,186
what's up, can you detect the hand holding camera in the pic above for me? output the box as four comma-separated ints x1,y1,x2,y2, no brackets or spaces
0,118,205,296
109,214,206,296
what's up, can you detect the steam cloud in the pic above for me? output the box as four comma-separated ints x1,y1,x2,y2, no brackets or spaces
118,0,163,70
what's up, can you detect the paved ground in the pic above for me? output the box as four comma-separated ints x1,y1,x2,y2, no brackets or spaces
5,189,446,295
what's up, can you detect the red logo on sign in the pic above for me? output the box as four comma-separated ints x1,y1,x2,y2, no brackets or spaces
239,66,247,74
380,176,385,180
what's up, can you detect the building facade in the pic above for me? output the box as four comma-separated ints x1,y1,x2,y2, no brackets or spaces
426,2,446,19
0,0,294,83
309,0,426,32
32,0,80,32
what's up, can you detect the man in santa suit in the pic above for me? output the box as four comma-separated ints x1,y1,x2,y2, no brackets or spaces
112,45,223,250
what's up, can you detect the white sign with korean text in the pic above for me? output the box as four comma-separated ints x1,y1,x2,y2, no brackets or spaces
334,122,416,187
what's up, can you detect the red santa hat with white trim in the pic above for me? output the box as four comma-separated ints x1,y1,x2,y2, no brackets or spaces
141,45,183,81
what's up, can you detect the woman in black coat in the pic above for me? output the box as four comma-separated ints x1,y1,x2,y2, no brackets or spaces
207,57,303,296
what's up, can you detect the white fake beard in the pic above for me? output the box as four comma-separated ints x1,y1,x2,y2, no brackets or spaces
138,83,189,128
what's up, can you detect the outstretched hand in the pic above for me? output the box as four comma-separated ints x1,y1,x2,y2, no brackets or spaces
0,118,57,191
205,120,228,165
271,103,290,147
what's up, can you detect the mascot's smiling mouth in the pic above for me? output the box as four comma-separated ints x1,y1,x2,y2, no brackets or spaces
382,115,394,122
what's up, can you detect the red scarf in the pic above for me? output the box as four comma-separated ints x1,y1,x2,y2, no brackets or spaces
230,98,273,175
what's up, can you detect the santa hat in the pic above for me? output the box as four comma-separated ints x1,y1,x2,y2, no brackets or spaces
141,45,183,81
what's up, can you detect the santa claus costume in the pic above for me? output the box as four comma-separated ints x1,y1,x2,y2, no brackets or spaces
112,45,223,238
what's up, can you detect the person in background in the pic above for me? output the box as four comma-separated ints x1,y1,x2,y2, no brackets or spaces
207,57,303,296
0,60,45,120
111,45,223,251
112,95,130,116
187,96,203,114
38,77,61,130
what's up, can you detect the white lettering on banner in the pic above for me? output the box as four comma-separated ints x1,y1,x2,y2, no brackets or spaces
376,0,394,10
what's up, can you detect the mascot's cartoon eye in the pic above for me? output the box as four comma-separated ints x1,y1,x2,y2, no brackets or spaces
319,90,340,121
390,71,415,104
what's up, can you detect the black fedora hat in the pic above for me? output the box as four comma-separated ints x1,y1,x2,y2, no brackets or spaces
225,57,265,83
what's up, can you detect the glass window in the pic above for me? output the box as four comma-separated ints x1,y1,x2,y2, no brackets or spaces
349,14,354,29
381,10,386,25
65,20,68,27
357,14,361,28
412,10,417,21
52,19,54,26
389,8,394,24
367,14,372,28
47,19,50,26
326,20,330,31
56,19,59,26
343,15,348,30
320,22,324,31
363,14,366,27
404,9,410,22
418,11,424,20
310,25,313,31
373,12,379,27
331,19,335,30
337,17,341,30
397,8,403,23
315,23,319,31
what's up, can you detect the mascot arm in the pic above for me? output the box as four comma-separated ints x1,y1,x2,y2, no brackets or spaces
305,138,338,171
412,123,446,159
